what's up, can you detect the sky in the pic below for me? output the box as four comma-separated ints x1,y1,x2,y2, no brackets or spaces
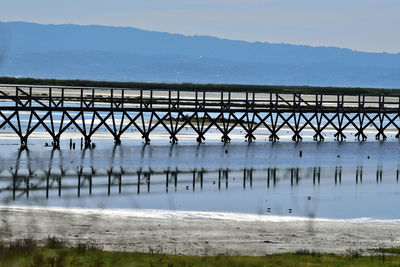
1,0,399,53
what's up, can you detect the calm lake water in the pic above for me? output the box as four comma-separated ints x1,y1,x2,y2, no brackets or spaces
1,136,400,220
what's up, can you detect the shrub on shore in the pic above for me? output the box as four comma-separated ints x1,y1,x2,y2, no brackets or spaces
1,237,400,266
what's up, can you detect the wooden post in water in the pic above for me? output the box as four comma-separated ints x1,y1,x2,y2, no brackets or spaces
146,173,150,193
119,174,122,194
335,167,337,184
166,171,169,192
89,175,93,195
225,169,228,189
200,171,203,190
249,169,253,188
318,167,321,184
137,171,141,194
356,167,359,184
78,172,81,197
107,171,111,195
46,173,50,199
313,167,316,186
243,169,246,189
218,169,221,190
291,168,294,187
192,171,195,192
26,177,29,198
58,176,61,196
13,175,16,200
174,172,177,192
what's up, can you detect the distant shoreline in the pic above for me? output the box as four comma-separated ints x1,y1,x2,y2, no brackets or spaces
1,76,400,96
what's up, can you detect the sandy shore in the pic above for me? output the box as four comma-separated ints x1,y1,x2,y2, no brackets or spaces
1,206,400,256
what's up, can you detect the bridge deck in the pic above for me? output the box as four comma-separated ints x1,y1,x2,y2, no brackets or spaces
0,84,399,112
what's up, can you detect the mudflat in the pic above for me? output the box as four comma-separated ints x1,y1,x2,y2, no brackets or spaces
1,206,399,256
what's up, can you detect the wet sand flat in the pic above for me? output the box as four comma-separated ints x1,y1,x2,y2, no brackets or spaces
1,206,399,256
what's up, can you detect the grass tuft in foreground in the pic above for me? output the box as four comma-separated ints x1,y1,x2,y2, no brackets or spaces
2,237,400,266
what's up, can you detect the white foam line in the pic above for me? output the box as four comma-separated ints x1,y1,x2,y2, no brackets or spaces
1,205,400,224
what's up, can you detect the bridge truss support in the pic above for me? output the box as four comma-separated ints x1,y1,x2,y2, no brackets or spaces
0,109,399,148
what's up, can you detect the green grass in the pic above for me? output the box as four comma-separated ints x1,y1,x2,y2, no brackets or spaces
1,76,400,96
2,248,400,267
1,237,400,267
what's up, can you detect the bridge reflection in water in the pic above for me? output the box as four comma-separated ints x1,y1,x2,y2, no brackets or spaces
1,147,398,201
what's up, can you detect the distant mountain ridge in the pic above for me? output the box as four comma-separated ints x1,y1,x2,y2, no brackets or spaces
0,21,399,88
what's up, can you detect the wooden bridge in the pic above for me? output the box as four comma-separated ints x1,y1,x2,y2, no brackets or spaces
0,83,400,147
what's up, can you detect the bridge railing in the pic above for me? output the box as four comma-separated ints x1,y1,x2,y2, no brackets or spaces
0,85,399,112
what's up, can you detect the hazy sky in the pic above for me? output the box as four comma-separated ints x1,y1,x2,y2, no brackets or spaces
1,0,399,53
